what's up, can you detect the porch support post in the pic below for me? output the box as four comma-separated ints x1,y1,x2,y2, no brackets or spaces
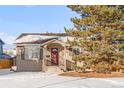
16,47,21,71
42,45,47,72
63,46,67,71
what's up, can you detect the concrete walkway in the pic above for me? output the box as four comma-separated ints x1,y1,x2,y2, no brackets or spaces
0,69,124,88
47,66,64,74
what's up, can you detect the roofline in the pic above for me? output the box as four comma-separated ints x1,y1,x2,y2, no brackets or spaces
16,39,69,47
16,33,68,40
14,37,58,44
0,39,5,44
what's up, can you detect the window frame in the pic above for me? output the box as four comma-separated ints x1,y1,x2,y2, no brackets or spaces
25,46,41,60
68,46,83,56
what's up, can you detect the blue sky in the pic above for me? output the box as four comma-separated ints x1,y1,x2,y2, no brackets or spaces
0,5,79,49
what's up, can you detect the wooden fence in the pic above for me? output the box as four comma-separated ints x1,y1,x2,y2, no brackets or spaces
0,59,12,69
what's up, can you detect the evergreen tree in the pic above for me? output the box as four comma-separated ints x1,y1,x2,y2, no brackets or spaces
65,5,124,73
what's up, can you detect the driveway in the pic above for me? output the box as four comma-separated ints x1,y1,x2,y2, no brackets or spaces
0,69,124,88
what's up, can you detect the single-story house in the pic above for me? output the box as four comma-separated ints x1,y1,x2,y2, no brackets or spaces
14,33,81,72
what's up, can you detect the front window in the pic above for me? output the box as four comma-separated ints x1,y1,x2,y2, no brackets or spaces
25,47,40,60
68,47,82,56
73,48,80,55
21,48,25,60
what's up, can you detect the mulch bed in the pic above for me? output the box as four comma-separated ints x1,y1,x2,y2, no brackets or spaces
59,71,124,78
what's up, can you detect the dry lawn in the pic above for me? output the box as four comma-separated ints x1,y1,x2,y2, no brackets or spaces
59,71,124,78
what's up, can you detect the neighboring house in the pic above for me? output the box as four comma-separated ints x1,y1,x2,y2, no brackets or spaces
0,38,4,53
15,33,80,72
0,38,11,59
0,53,11,59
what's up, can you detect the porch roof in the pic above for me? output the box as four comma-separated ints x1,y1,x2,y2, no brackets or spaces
40,39,69,47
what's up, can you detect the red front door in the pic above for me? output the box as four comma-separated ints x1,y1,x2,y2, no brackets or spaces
51,48,58,65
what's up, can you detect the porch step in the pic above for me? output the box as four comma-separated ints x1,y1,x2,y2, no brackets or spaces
47,66,63,74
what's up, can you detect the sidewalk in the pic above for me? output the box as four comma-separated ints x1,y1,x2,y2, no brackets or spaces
0,69,124,88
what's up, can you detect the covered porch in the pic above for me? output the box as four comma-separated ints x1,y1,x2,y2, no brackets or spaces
41,39,68,72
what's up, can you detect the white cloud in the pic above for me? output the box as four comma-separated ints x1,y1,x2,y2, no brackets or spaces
0,32,16,45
